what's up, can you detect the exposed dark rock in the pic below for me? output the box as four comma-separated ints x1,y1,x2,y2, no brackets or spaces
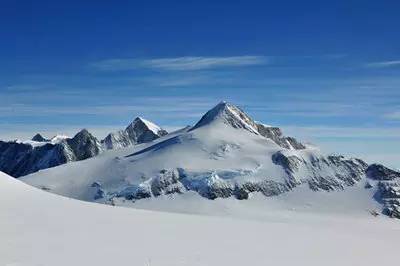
308,176,343,191
257,124,305,150
94,188,105,200
378,182,400,198
271,152,367,192
372,166,400,219
150,169,185,196
0,129,102,177
233,186,249,200
365,182,373,189
383,204,400,219
66,129,102,161
366,164,400,181
91,182,102,188
117,185,152,200
272,151,302,172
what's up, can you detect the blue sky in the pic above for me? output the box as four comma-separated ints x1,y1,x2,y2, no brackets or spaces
0,1,399,168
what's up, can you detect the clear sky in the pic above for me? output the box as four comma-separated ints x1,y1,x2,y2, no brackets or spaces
1,1,399,168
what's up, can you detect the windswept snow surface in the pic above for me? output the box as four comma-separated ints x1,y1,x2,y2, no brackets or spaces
1,171,400,266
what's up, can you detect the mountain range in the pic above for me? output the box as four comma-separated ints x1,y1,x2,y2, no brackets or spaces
1,101,399,219
0,117,167,177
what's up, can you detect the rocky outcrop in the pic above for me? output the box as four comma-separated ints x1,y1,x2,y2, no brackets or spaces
271,152,368,191
366,164,400,180
368,164,400,218
257,124,305,150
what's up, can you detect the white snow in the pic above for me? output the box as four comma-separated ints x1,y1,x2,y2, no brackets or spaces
17,139,47,148
137,116,163,133
50,134,69,144
13,134,69,148
21,121,289,200
1,171,400,266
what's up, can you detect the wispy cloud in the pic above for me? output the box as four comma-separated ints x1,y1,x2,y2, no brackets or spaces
282,125,400,169
91,56,269,71
283,125,400,139
365,60,400,68
383,111,400,120
0,96,216,119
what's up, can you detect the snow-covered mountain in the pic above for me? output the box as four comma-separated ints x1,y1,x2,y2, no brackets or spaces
21,101,400,219
0,118,167,177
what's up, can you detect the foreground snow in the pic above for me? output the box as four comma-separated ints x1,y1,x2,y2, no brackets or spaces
1,171,399,266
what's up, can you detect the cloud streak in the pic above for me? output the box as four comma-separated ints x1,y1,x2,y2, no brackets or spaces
383,111,400,120
365,60,400,68
283,125,400,139
91,56,269,71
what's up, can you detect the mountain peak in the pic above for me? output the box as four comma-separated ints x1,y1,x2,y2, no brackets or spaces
72,129,96,141
190,101,305,150
76,128,91,136
127,116,165,135
102,117,167,150
32,133,48,142
211,100,232,112
191,101,259,133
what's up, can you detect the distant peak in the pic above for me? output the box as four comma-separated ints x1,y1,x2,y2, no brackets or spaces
128,117,163,133
32,133,48,142
128,116,149,126
73,129,94,139
78,128,90,135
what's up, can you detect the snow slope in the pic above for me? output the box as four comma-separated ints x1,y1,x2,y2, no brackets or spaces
1,171,400,266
